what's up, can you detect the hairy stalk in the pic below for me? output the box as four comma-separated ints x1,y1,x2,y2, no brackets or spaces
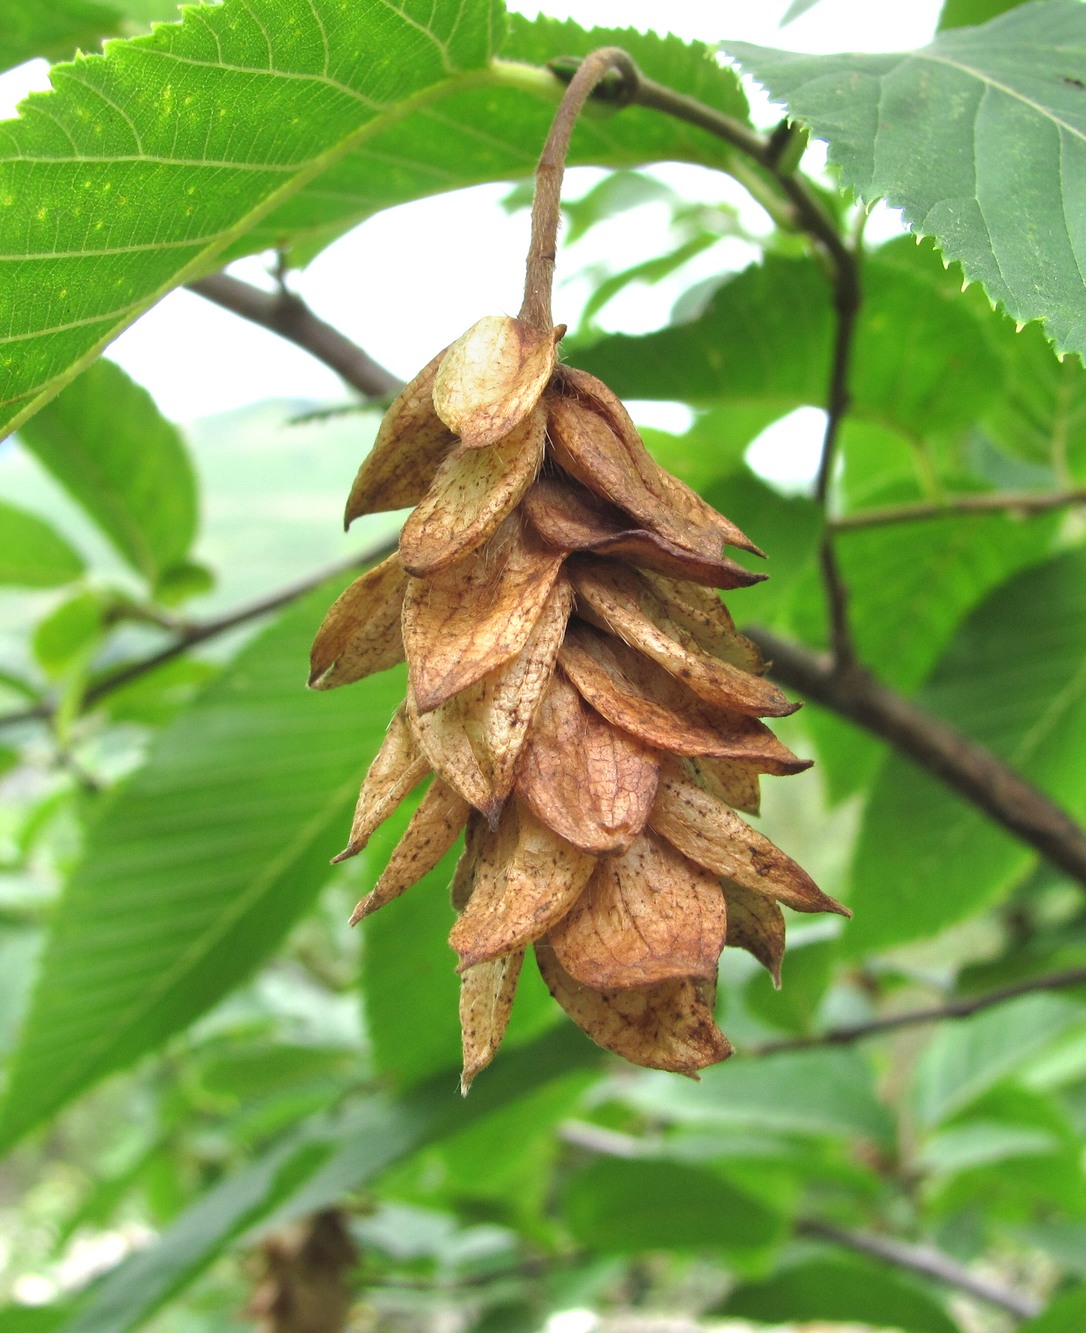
520,47,638,332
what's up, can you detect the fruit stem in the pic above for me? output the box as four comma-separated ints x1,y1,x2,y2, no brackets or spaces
520,47,638,333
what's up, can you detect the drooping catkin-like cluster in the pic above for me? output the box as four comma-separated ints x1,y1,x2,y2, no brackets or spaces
310,316,846,1090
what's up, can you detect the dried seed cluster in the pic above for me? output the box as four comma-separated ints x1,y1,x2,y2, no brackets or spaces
310,315,846,1089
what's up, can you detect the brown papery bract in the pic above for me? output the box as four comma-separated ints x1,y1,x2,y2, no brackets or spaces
546,830,727,989
433,316,560,448
343,348,455,525
399,407,545,576
308,553,406,690
535,943,732,1076
402,515,564,712
449,800,595,971
517,669,659,855
570,559,797,718
650,759,850,917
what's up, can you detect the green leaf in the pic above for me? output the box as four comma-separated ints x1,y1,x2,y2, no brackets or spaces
60,1025,597,1333
16,360,197,581
1020,1285,1086,1333
979,319,1086,475
620,1048,894,1144
361,827,463,1091
0,5,758,440
562,1158,783,1254
0,0,124,70
912,993,1086,1126
0,0,503,438
0,579,404,1154
577,252,1004,439
275,17,751,265
724,1252,960,1333
845,548,1086,954
0,500,85,587
725,3,1086,356
32,589,106,676
939,0,1031,31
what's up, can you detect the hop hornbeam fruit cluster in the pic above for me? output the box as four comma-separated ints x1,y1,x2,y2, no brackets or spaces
310,315,846,1090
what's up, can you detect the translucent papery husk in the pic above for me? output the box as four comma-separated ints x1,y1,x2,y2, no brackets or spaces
405,577,573,824
558,621,809,771
521,474,764,590
547,367,763,558
515,668,659,855
535,942,732,1076
545,829,727,990
333,707,430,863
348,778,469,924
649,759,850,917
684,754,764,817
459,951,524,1094
402,513,565,712
399,406,546,577
721,877,787,986
569,558,797,718
308,553,407,690
433,316,560,448
343,348,455,526
449,800,596,972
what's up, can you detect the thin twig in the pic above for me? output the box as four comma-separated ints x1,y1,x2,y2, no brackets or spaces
795,1219,1042,1320
521,47,638,332
0,538,397,731
834,487,1086,531
749,965,1086,1056
557,1124,1041,1320
609,69,862,668
187,273,402,400
747,625,1086,893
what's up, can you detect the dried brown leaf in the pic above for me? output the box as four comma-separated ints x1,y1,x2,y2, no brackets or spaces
548,369,761,556
522,476,763,589
399,406,546,576
721,878,786,986
449,800,595,971
348,779,469,924
535,943,732,1075
403,516,564,711
570,559,796,718
649,760,849,916
559,622,809,770
308,554,407,690
459,952,524,1094
406,579,572,820
547,830,726,989
344,348,455,526
332,708,430,863
433,316,559,448
517,669,659,854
